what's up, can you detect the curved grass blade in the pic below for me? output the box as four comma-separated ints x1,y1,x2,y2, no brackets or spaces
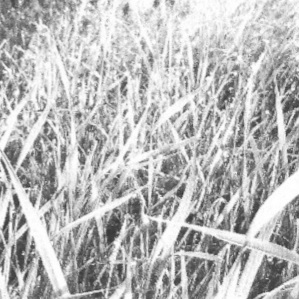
248,168,299,238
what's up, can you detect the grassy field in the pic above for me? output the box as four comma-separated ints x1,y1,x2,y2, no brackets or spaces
1,0,299,298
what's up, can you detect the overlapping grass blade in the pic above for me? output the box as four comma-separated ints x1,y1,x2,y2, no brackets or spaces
148,216,299,265
57,188,144,236
154,88,204,130
0,150,70,298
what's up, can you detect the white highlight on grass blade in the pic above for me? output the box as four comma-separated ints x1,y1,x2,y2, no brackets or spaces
128,0,155,13
127,135,199,167
254,274,299,299
0,188,10,230
147,216,299,265
274,77,288,167
214,259,242,299
102,103,149,178
0,269,10,299
248,168,299,238
219,151,283,298
222,222,276,299
175,250,220,263
0,270,10,299
150,168,197,263
53,39,70,101
0,150,70,298
0,93,31,151
145,167,197,291
16,100,52,170
57,190,143,236
180,254,189,299
109,281,126,299
154,88,203,130
65,113,79,215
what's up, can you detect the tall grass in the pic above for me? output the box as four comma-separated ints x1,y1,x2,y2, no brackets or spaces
1,0,299,298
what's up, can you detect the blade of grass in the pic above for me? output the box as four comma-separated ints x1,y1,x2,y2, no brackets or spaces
180,254,189,299
254,274,299,299
175,250,220,263
214,257,242,299
56,187,144,236
248,167,299,238
147,216,299,265
220,151,283,298
274,76,288,169
0,270,10,299
0,150,70,298
108,281,126,299
150,165,197,263
154,88,204,130
16,100,52,170
0,185,10,230
145,165,197,290
223,220,277,299
0,91,31,151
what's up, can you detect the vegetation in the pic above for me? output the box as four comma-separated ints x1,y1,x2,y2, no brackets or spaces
1,0,299,298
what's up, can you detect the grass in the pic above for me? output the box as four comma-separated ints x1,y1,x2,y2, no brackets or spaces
1,0,299,298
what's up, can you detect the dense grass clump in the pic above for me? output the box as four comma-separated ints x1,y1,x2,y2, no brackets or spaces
1,0,299,298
